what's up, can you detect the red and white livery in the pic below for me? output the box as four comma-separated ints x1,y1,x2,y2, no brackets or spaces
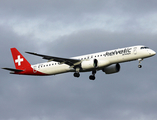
2,45,156,80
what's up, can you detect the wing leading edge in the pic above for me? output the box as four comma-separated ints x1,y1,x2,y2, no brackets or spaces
25,52,81,66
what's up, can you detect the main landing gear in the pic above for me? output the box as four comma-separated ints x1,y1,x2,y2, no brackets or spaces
73,67,80,78
89,70,96,80
73,72,80,77
73,68,97,80
138,58,143,68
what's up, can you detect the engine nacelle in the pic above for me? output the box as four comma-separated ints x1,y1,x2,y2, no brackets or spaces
102,63,120,74
81,59,110,70
97,59,110,68
81,59,96,70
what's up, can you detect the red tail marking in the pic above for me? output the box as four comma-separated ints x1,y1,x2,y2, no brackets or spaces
10,48,47,75
11,48,31,70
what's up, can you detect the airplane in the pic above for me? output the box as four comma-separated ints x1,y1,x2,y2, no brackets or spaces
2,45,156,80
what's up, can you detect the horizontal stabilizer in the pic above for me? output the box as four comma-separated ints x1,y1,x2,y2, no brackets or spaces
2,68,24,72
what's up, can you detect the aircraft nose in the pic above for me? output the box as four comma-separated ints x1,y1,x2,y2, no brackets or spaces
151,50,156,56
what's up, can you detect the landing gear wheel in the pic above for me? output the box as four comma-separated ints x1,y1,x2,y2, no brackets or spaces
89,75,95,80
138,65,142,68
74,67,80,78
74,72,80,77
89,70,96,80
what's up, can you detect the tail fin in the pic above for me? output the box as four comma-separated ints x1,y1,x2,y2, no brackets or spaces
11,48,31,70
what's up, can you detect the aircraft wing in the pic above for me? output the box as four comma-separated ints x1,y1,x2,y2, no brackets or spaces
25,52,81,66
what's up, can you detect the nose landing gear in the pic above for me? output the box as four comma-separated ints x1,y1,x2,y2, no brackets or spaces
138,59,143,68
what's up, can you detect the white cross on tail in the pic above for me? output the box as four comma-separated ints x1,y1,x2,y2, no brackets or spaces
15,55,23,66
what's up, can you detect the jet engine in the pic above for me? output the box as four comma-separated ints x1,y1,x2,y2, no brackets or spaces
81,59,95,70
81,59,110,70
102,63,120,74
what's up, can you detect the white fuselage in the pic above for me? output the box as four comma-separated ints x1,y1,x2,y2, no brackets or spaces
31,45,156,75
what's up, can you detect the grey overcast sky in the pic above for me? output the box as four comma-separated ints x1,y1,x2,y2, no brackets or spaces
0,0,157,120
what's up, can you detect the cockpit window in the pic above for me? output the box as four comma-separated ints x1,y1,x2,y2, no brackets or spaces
140,47,149,49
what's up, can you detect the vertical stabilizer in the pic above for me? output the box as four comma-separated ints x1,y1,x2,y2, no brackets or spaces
11,48,31,70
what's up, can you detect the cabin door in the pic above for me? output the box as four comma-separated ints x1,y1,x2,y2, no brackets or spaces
133,47,137,55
